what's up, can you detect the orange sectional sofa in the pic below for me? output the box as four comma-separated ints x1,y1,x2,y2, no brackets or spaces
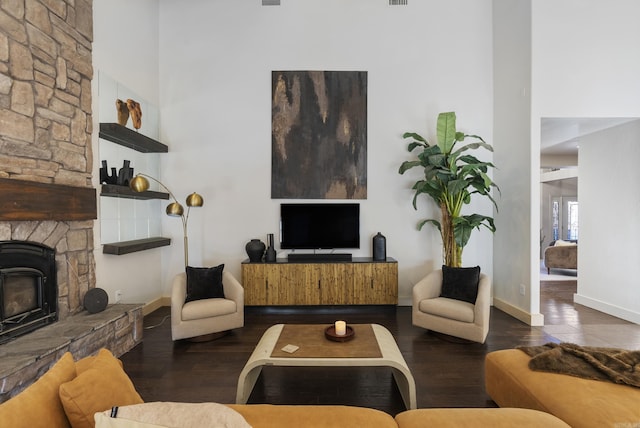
485,349,640,428
0,348,571,428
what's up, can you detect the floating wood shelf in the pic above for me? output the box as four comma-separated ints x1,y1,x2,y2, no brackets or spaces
99,123,168,153
102,237,171,255
100,184,169,200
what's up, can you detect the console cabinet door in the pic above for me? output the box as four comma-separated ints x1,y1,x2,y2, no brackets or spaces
352,263,398,304
266,264,295,305
242,264,268,305
318,263,352,305
289,264,321,305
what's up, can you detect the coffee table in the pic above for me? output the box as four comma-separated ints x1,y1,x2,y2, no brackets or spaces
235,323,416,409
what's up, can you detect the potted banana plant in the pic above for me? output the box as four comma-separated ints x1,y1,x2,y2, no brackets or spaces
398,112,499,267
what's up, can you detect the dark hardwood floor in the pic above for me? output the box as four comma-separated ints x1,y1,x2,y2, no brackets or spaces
121,297,568,416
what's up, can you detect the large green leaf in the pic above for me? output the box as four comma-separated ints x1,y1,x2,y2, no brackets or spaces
453,214,496,248
419,218,441,232
398,160,422,174
436,112,457,154
407,141,425,152
403,132,429,143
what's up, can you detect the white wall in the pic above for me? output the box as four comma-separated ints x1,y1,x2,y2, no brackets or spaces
90,1,640,324
92,0,162,305
155,0,495,302
576,120,640,323
532,0,640,322
492,0,539,324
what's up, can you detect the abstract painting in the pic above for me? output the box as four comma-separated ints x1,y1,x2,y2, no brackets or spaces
271,70,367,199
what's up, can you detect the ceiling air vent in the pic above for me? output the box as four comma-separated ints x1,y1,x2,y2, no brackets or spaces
389,0,408,4
262,0,280,5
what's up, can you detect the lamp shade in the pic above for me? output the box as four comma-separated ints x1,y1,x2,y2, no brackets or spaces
166,202,184,217
186,192,204,207
129,175,150,192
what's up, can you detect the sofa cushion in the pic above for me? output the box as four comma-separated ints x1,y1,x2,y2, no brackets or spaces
185,264,225,302
0,352,76,428
227,404,398,428
440,265,480,304
94,402,251,428
59,349,143,428
182,298,237,321
75,353,123,373
419,297,475,323
554,239,577,246
395,408,570,427
485,349,640,428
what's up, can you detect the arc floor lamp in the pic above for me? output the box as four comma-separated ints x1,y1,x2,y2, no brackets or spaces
130,173,203,268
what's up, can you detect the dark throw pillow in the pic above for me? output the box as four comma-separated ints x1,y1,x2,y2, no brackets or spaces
440,265,481,304
185,264,225,302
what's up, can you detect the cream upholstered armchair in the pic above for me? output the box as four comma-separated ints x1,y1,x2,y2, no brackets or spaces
171,270,244,341
412,269,491,344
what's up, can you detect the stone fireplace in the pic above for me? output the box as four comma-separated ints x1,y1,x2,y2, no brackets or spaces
0,0,96,317
0,0,143,402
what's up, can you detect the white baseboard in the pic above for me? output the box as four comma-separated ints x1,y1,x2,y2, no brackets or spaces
493,297,544,326
142,297,170,315
574,293,640,324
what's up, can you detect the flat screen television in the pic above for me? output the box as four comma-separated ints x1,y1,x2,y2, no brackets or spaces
280,203,360,250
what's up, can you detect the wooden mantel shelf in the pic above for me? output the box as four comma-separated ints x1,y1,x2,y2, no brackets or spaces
0,178,96,221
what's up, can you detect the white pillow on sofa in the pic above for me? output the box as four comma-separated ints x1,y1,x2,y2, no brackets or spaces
554,239,577,246
95,402,251,428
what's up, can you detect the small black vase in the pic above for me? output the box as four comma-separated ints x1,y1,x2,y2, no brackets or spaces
265,233,276,263
246,239,266,263
372,232,386,261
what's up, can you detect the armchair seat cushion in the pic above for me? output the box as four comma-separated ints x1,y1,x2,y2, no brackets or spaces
182,298,237,321
419,297,475,323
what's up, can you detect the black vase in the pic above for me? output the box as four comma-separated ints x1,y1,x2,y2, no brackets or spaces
265,233,276,263
372,232,386,261
246,239,266,263
117,160,134,186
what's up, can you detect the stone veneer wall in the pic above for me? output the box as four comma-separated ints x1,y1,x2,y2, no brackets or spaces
0,0,95,319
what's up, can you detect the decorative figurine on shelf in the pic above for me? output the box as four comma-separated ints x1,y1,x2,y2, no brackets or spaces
117,160,134,186
99,160,118,185
126,99,142,130
116,99,129,126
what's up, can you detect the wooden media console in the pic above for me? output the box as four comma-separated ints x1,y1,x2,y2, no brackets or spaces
241,257,398,306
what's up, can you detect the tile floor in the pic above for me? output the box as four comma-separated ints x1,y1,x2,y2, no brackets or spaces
539,277,640,349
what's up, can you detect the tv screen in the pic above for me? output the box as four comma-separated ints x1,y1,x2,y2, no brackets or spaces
280,203,360,250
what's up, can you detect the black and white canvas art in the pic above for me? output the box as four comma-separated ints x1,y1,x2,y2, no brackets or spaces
271,70,367,199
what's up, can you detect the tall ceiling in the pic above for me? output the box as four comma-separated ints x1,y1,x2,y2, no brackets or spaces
540,117,637,156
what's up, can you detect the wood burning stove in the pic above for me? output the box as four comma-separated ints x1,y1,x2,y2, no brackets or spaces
0,241,57,344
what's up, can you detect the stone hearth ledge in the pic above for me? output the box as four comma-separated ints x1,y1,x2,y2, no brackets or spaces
0,304,143,403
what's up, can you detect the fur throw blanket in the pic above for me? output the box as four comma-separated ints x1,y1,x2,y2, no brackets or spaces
517,342,640,388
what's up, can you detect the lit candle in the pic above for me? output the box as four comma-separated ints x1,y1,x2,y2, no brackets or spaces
335,320,346,336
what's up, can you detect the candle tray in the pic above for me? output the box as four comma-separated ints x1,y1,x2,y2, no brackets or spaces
325,325,355,342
